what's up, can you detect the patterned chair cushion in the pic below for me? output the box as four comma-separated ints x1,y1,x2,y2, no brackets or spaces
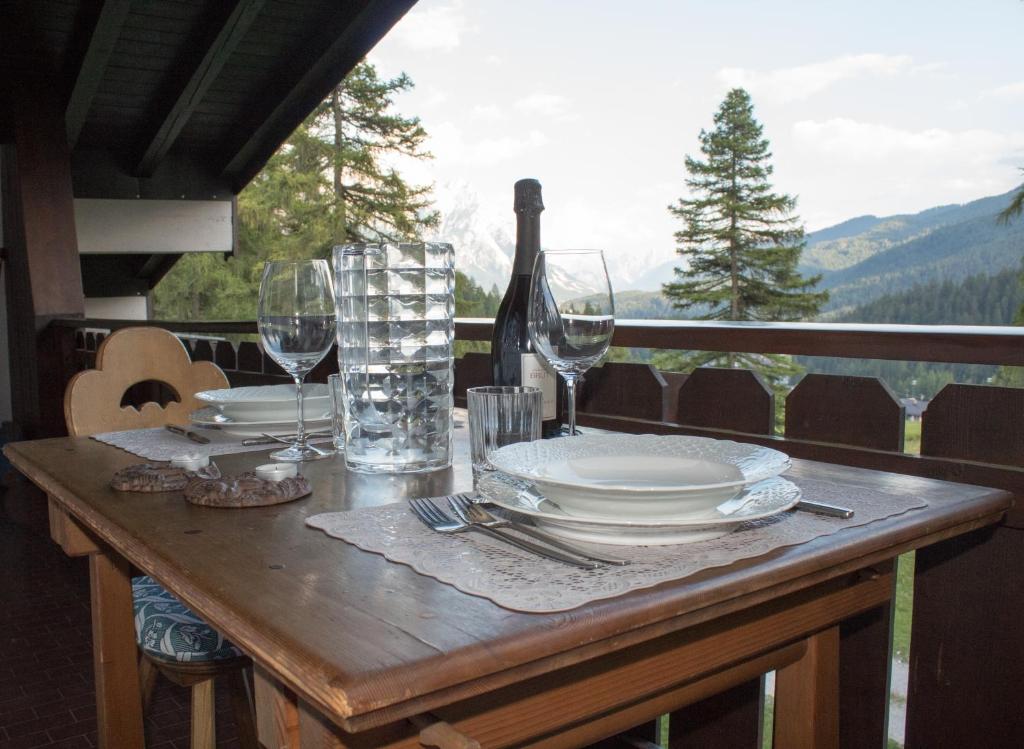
132,576,243,663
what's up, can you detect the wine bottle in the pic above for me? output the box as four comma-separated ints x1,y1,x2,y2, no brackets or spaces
491,178,562,437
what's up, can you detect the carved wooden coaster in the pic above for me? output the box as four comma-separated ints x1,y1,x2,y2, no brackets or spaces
184,473,312,508
111,463,222,493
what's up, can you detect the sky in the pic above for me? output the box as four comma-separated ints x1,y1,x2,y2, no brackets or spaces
370,0,1024,270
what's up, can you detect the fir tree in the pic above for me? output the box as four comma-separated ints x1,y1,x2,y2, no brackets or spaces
660,88,827,385
998,170,1024,225
154,61,436,319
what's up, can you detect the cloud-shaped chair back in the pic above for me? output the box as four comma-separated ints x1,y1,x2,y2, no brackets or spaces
64,327,229,437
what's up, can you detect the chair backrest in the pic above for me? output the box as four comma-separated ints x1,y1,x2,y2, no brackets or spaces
64,327,229,437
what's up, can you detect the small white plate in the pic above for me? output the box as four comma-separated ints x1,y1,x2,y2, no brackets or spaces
195,384,330,422
488,434,791,521
190,407,332,438
477,473,801,546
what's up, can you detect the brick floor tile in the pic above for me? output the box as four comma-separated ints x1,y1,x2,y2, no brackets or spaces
0,729,50,749
6,712,74,740
45,718,96,743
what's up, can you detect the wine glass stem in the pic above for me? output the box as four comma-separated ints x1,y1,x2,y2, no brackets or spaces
563,373,579,437
294,375,307,448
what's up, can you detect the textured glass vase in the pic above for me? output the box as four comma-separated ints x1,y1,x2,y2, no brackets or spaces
333,243,455,473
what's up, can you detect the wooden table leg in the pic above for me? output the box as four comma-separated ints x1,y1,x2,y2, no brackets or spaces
255,664,301,748
773,626,840,749
89,549,146,748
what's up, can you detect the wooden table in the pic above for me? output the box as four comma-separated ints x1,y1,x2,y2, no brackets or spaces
4,428,1011,749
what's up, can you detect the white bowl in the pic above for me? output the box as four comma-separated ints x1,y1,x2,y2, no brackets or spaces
488,434,791,521
195,384,330,422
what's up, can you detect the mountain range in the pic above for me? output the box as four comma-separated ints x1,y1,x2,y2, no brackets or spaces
804,189,1023,313
426,181,679,296
434,181,1024,315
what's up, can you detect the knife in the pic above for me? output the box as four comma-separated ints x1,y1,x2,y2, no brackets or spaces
165,424,211,445
795,500,854,519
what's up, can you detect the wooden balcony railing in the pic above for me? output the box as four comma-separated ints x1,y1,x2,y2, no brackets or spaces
38,315,1024,748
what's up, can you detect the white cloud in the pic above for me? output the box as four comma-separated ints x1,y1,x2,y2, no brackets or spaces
422,87,449,108
391,1,471,52
471,104,502,121
982,81,1024,100
788,118,1024,226
514,93,574,119
792,118,1024,162
717,53,914,103
429,122,548,166
484,54,502,65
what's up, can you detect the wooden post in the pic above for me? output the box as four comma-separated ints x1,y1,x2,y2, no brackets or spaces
89,548,146,748
773,627,840,749
2,74,85,439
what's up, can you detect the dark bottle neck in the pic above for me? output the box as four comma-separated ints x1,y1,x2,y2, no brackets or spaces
512,178,544,276
513,214,541,275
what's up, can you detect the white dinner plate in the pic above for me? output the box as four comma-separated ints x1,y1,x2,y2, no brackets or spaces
195,384,331,422
487,434,791,521
190,406,332,438
476,473,801,546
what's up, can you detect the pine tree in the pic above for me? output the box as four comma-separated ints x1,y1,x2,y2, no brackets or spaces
998,170,1023,225
660,88,827,384
154,61,437,319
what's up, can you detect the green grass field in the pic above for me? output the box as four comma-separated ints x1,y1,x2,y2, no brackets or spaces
904,419,921,454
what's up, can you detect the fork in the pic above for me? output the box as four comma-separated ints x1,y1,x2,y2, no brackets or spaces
408,498,599,569
448,494,630,566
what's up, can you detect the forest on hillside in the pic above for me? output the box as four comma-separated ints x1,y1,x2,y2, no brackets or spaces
798,268,1023,398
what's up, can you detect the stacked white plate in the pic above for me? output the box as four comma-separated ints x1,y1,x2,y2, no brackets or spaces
481,434,798,545
191,384,332,438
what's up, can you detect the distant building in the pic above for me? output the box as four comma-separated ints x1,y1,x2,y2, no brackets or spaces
901,397,928,420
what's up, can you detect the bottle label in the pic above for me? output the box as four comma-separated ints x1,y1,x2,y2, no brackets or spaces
521,353,557,421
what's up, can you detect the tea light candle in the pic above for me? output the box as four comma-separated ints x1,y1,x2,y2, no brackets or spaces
170,454,209,471
254,463,297,482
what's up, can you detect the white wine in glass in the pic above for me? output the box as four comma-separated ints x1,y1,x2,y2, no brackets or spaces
527,250,615,436
257,259,336,461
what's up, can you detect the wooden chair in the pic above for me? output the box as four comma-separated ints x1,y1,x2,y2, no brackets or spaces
65,326,257,749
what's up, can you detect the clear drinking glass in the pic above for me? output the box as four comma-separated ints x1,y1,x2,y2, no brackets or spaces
467,386,542,485
257,260,337,462
528,250,615,436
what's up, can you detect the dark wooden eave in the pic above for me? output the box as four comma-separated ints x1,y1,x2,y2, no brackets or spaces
1,0,418,199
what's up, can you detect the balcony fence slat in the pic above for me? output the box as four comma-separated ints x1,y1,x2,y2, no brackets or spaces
214,340,237,371
785,374,905,452
675,368,774,435
263,351,287,377
579,363,666,421
236,341,263,373
838,581,897,749
906,385,1024,747
191,338,215,362
906,526,1023,748
921,383,1024,466
667,678,763,748
308,344,339,383
454,352,491,407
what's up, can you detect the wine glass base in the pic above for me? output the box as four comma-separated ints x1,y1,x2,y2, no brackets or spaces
270,443,335,462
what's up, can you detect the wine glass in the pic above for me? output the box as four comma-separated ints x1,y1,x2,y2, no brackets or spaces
528,250,615,436
257,260,337,461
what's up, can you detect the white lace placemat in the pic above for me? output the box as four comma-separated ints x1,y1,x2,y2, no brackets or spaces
92,427,332,461
307,477,926,613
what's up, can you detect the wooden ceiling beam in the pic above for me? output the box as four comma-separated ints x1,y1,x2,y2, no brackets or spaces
219,0,417,192
134,0,266,177
65,0,132,149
